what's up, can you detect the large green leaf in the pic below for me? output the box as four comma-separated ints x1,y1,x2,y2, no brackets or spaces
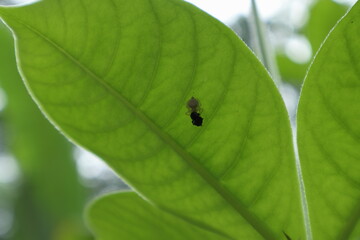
297,1,360,239
87,191,230,240
0,0,304,239
0,23,87,240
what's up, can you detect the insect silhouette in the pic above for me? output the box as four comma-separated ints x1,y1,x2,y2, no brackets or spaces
187,97,203,127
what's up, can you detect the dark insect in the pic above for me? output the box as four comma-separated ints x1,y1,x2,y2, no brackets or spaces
190,112,203,126
186,97,203,127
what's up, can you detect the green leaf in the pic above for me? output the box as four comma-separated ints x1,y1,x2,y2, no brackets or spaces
0,0,304,239
297,1,360,239
276,54,308,86
277,0,347,86
303,0,347,53
87,191,231,240
0,23,87,240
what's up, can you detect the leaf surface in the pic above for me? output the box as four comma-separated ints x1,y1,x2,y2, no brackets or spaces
0,0,304,239
87,191,231,240
297,2,360,239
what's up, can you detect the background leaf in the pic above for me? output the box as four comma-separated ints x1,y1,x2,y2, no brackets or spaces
276,0,348,86
0,23,88,240
297,1,360,239
303,0,347,54
0,0,304,239
87,191,231,240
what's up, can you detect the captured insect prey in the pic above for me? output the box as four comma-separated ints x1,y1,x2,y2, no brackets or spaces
187,97,203,126
190,112,203,126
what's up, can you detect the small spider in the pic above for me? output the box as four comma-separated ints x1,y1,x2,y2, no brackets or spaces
187,97,201,113
186,97,203,127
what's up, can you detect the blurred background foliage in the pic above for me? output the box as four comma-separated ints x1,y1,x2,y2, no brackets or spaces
0,0,354,239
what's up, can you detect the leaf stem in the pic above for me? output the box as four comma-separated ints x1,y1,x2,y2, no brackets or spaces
249,0,281,85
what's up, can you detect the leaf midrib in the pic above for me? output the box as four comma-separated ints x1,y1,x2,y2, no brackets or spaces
1,11,277,240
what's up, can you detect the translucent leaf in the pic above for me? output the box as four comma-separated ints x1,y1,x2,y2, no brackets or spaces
0,0,304,238
297,1,360,239
87,191,230,240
